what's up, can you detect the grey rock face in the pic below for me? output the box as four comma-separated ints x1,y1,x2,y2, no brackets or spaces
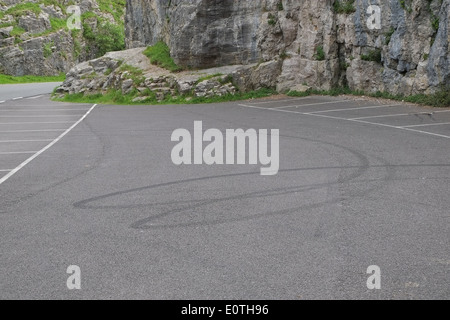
18,12,51,34
126,0,449,95
126,0,262,68
0,31,75,76
0,0,125,77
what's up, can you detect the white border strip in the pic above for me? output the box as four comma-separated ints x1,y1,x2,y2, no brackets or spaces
0,104,97,186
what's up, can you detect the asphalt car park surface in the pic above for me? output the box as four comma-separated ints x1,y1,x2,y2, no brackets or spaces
0,91,449,299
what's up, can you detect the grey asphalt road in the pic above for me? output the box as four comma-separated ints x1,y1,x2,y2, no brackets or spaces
0,91,449,300
0,82,62,101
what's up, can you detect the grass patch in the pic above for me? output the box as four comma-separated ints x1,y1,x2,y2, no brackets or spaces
361,49,382,63
119,63,144,85
0,73,66,84
315,46,326,61
5,2,41,17
54,87,277,105
195,73,224,84
287,86,450,108
333,0,356,14
143,41,182,72
83,19,125,57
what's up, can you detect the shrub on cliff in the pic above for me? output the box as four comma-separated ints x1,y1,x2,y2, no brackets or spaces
143,41,182,72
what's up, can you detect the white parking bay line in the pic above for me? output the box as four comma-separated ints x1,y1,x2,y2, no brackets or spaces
307,104,401,114
0,151,38,155
24,95,44,100
12,97,23,100
0,109,89,112
0,169,12,172
0,104,98,186
238,103,450,140
0,139,53,143
0,115,84,118
275,100,351,109
351,110,450,120
0,129,65,133
401,122,450,128
250,96,313,105
0,121,74,125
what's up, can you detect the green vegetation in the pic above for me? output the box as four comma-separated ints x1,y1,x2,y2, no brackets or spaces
5,2,41,17
143,41,182,72
288,86,450,108
9,25,26,37
399,0,413,13
361,49,382,63
0,73,66,84
315,46,326,61
277,1,284,11
119,63,145,85
333,0,356,14
267,13,277,26
54,88,277,105
96,0,126,25
43,41,54,58
83,20,125,57
384,27,395,45
195,73,224,84
0,1,126,60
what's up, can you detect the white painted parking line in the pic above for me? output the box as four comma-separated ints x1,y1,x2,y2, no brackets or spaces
0,121,74,125
306,104,401,114
400,122,450,128
0,101,5,104
12,97,23,100
351,110,450,120
24,95,44,100
238,103,450,140
0,115,84,118
398,127,450,139
0,151,39,155
0,139,54,143
275,100,351,109
0,104,97,186
0,169,12,172
0,129,65,133
0,109,89,112
250,96,313,105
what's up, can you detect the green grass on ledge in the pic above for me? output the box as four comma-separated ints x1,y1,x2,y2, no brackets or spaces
53,88,277,105
52,85,449,108
287,86,450,108
143,41,182,72
0,73,66,84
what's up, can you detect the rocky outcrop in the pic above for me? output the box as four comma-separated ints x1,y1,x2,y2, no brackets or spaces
126,0,449,95
56,47,240,102
0,0,125,76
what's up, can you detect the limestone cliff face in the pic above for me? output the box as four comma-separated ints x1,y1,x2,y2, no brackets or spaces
126,0,262,68
0,0,125,76
126,0,449,95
